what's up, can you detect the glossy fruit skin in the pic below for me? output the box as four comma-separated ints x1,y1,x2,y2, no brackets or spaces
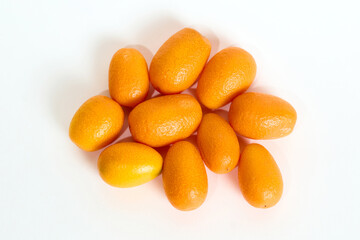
197,47,256,109
149,28,211,94
69,95,124,151
98,142,163,188
162,141,208,211
128,94,202,147
197,113,240,174
238,144,283,208
229,92,297,139
109,48,149,107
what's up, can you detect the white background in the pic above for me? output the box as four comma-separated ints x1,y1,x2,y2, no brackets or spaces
1,0,359,239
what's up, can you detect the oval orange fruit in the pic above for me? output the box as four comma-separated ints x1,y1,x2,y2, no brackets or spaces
197,47,256,109
238,143,283,208
128,94,202,147
162,141,208,211
197,113,240,174
98,142,163,188
229,92,297,139
109,48,149,107
149,28,211,94
69,95,124,151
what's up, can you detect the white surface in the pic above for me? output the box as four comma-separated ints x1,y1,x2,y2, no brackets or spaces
1,0,359,239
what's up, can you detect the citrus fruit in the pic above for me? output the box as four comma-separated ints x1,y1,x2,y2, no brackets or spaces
109,48,149,107
197,47,256,109
238,143,283,208
162,141,208,211
197,113,240,174
128,94,202,147
149,28,211,94
69,95,124,151
229,92,297,139
98,142,162,188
